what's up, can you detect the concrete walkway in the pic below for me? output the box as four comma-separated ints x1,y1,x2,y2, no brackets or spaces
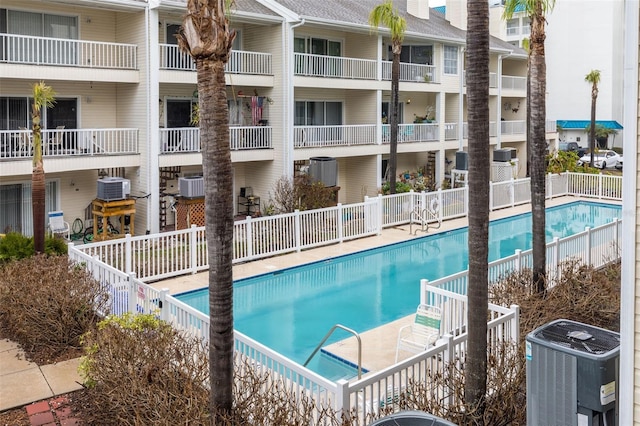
0,339,83,412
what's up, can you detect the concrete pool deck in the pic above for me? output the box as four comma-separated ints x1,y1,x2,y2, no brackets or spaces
152,196,616,373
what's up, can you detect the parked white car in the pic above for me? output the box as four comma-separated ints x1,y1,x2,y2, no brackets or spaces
616,156,623,170
578,150,622,169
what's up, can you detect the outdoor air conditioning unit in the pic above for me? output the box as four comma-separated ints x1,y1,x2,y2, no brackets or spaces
309,156,337,187
179,176,204,198
493,149,512,162
526,319,619,426
455,151,468,170
97,177,131,201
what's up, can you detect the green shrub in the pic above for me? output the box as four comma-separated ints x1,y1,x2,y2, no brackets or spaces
0,232,33,262
45,235,68,255
0,232,67,263
0,255,109,363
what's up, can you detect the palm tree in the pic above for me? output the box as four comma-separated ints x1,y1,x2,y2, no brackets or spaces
31,82,56,254
465,0,491,413
177,0,236,419
369,1,406,194
504,0,555,295
585,69,601,166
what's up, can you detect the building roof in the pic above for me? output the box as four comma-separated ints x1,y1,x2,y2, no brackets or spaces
260,0,525,54
557,120,624,130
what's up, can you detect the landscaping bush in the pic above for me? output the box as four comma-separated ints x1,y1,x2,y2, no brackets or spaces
79,313,211,425
0,255,109,363
78,313,340,426
0,232,67,264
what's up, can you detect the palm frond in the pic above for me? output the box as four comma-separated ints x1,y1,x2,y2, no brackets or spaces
32,81,56,113
368,1,406,43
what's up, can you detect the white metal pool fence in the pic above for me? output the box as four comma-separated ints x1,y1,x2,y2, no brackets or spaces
68,244,520,424
72,171,621,282
66,171,621,424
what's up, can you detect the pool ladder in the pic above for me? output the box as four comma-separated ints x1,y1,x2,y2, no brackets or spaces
410,206,442,235
303,324,363,380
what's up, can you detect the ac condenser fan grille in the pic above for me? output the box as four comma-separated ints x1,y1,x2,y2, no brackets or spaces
534,320,619,354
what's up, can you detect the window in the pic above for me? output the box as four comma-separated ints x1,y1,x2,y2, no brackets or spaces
444,46,458,75
295,37,341,56
0,181,58,235
521,17,531,35
294,36,342,76
506,18,519,36
0,9,77,64
0,97,32,130
294,101,342,126
394,45,433,65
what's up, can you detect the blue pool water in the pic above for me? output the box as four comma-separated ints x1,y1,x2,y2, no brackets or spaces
176,201,621,379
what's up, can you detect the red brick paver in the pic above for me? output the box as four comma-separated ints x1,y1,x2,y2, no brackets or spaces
26,395,81,426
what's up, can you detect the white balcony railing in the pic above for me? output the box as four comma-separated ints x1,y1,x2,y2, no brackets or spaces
0,34,137,69
293,124,376,148
462,71,498,88
462,122,498,139
502,75,527,91
444,123,458,140
506,26,520,36
546,120,557,133
159,126,272,153
501,120,526,135
382,123,439,143
294,53,377,80
0,128,139,159
159,44,273,75
382,61,438,83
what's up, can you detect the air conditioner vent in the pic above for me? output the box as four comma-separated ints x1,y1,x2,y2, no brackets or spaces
179,176,204,198
532,320,620,354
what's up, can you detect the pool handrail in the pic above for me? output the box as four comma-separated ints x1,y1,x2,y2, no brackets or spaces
303,323,363,380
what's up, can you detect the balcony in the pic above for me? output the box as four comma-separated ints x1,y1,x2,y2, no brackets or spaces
0,34,137,69
383,62,438,83
294,53,377,80
381,123,439,144
501,75,527,91
463,71,498,88
159,126,272,154
159,44,272,75
0,128,139,160
462,120,525,139
501,120,526,135
294,125,377,148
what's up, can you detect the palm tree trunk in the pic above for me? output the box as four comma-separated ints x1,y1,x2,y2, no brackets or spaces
32,163,46,253
465,0,490,412
530,5,547,294
389,48,400,194
590,95,596,166
198,57,234,418
32,112,45,253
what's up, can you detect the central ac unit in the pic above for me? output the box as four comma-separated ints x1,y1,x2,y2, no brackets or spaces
526,319,619,426
493,149,512,162
309,157,337,187
179,176,204,198
97,177,131,201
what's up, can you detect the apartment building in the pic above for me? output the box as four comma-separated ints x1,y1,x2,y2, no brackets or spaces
445,0,625,148
0,0,527,236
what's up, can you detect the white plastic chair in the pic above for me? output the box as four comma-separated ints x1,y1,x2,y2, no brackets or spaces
48,211,70,240
395,304,442,362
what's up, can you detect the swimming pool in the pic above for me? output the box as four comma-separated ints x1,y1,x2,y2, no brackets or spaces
176,201,621,378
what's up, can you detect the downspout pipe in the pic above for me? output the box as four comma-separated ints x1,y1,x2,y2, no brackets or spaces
458,47,465,152
619,0,639,423
284,18,305,178
496,52,511,150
